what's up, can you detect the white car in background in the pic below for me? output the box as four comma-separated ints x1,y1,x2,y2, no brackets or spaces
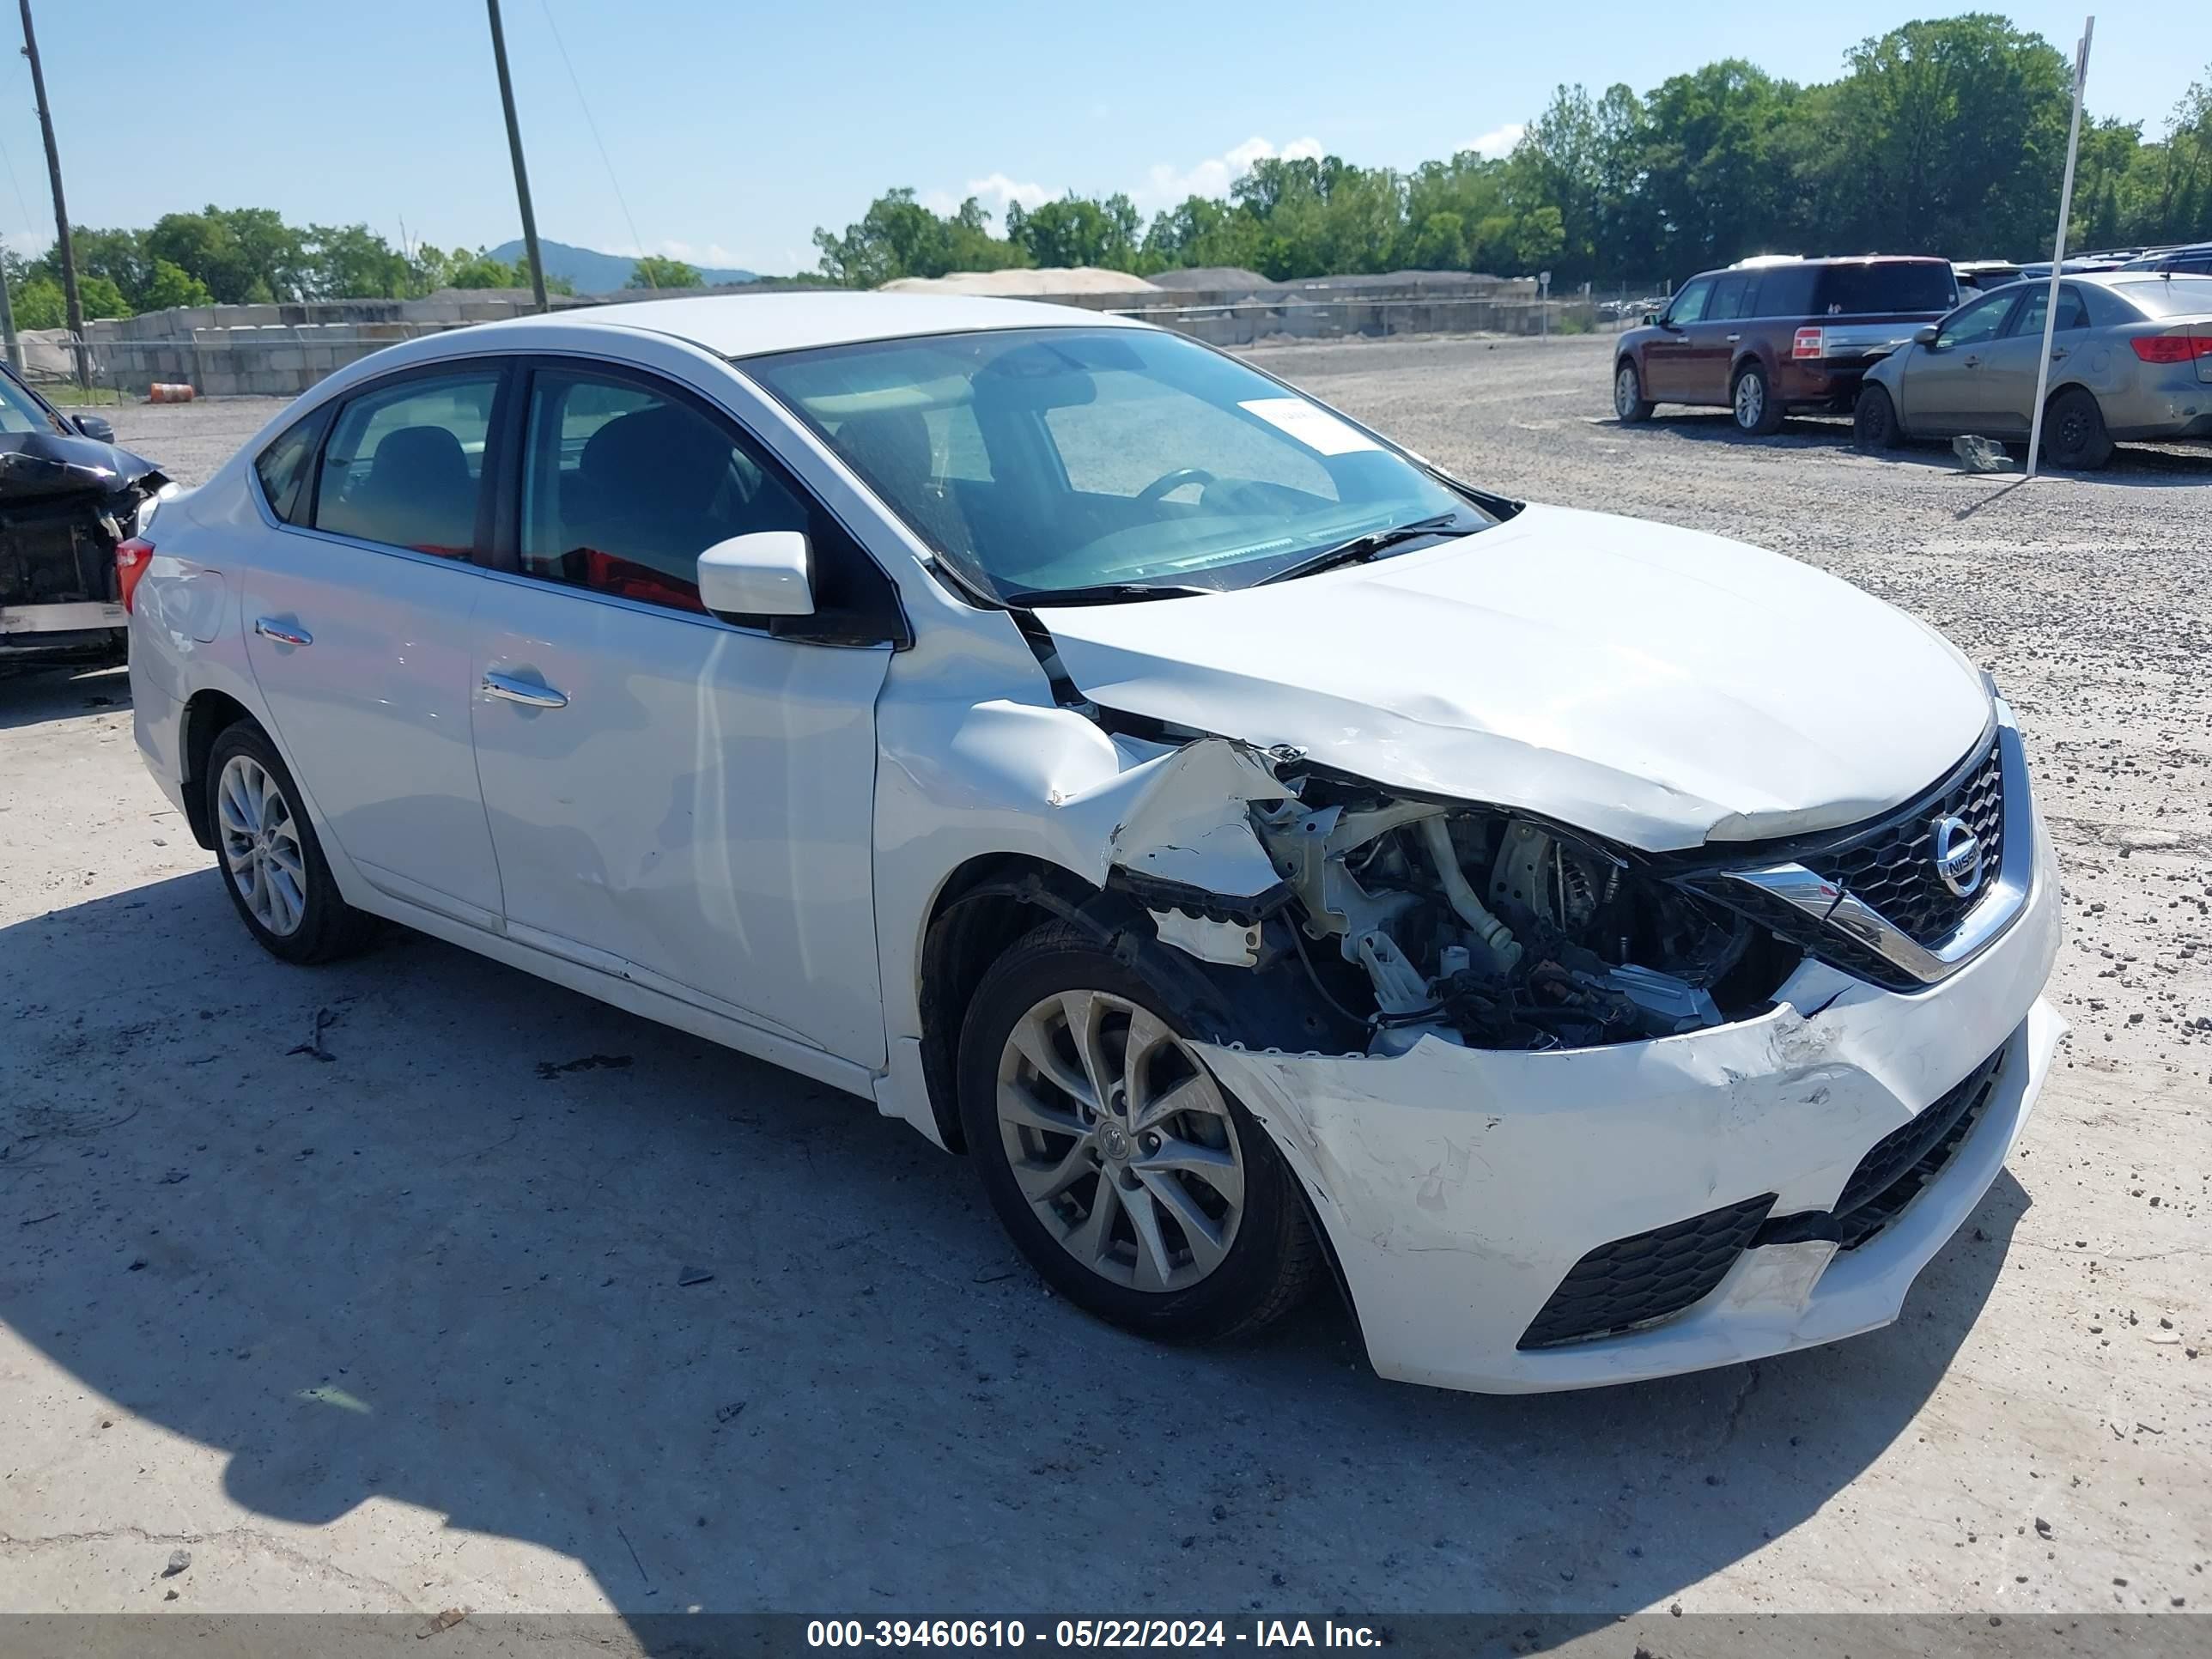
125,294,2061,1394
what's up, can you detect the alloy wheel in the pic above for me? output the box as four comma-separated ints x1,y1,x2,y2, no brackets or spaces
216,753,307,938
1614,366,1638,419
995,989,1245,1294
1734,372,1765,429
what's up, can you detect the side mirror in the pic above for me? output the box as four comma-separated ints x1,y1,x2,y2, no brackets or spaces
698,531,813,618
73,413,116,443
1913,326,1941,347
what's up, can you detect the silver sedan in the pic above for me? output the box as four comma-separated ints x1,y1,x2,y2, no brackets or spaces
1852,272,2212,468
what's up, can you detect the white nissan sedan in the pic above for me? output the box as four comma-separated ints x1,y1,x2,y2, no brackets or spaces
126,294,2061,1395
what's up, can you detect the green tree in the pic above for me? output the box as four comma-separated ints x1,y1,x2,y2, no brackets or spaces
629,254,702,289
141,258,215,312
1407,210,1468,270
302,223,410,298
15,276,66,330
812,189,1029,285
1005,194,1141,270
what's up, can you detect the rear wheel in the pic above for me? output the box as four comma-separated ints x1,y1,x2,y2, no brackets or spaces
958,921,1318,1343
2041,386,2113,471
1613,361,1654,422
206,722,376,964
1731,362,1784,436
1853,384,1903,450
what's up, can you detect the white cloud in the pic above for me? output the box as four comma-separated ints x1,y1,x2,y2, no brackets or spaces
1134,134,1326,210
921,173,1057,222
650,240,749,270
1462,123,1525,161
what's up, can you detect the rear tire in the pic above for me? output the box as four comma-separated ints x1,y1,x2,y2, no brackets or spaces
1613,360,1654,422
1853,384,1904,451
205,721,376,965
957,921,1318,1344
1731,362,1784,436
2041,386,2113,471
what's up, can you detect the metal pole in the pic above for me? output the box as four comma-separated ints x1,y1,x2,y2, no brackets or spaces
0,250,21,375
2026,15,2094,482
18,0,87,386
485,0,549,313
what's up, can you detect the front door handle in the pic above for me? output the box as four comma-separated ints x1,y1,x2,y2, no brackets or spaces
1963,355,1982,368
1724,332,1741,343
253,617,312,647
2051,347,2069,360
483,671,568,709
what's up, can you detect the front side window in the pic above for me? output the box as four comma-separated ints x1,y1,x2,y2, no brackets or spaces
1934,292,2018,350
1666,278,1714,325
748,327,1488,603
313,370,501,557
518,368,808,614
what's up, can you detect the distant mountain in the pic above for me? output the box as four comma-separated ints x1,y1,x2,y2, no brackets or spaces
486,238,757,293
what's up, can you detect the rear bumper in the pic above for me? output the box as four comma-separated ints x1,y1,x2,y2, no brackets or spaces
1200,812,2063,1395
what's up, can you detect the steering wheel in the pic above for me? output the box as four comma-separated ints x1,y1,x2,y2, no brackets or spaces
1133,466,1218,504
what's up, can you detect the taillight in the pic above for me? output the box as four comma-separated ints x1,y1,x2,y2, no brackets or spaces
114,537,154,612
1793,326,1825,360
2129,332,2212,363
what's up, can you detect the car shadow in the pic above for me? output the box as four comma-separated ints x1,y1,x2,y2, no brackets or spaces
1,872,2029,1635
1605,411,2212,485
0,661,130,731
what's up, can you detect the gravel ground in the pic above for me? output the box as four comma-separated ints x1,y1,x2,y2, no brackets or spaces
1,340,2205,1632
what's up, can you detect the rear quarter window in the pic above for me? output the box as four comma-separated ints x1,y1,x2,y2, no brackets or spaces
1813,264,1960,315
253,407,331,524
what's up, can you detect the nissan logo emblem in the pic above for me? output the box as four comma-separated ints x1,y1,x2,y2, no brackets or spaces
1931,814,1984,899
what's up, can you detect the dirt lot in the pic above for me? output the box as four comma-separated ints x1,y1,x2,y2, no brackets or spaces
2,337,2206,1627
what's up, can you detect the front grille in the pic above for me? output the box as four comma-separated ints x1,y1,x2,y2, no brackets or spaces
1759,1045,2006,1252
1804,737,2004,948
1518,1194,1776,1351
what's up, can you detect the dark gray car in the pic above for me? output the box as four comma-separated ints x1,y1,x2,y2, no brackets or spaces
1852,272,2212,468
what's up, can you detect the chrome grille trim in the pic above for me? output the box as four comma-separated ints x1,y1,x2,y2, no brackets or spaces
1714,700,2032,988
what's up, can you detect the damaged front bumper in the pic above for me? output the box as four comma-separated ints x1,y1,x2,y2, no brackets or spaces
1197,813,2063,1395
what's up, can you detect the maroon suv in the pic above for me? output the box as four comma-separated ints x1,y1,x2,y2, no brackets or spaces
1613,257,1960,434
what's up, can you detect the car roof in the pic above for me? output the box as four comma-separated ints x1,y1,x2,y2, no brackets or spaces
467,290,1145,359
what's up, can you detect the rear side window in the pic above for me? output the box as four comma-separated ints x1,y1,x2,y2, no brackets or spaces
1747,265,1819,317
313,369,502,558
2006,286,2089,337
253,407,330,525
1814,263,1960,315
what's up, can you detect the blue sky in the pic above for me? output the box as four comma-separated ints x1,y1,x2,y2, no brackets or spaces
3,1,2191,276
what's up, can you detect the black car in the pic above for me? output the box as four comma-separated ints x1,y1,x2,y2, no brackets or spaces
0,364,167,669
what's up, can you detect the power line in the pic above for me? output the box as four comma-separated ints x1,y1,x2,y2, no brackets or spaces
536,0,658,293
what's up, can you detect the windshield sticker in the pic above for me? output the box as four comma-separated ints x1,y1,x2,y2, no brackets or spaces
1238,398,1381,456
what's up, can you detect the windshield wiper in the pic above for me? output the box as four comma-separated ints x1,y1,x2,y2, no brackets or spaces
1256,513,1473,586
1001,581,1218,607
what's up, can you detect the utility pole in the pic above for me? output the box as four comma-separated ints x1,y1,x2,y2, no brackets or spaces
18,0,86,386
0,253,21,376
484,0,549,313
2025,15,2093,482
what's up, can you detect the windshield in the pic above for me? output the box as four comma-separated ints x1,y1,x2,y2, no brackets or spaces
746,327,1490,602
0,372,67,436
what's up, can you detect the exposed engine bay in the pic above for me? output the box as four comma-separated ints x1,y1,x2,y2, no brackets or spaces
1133,754,1800,1054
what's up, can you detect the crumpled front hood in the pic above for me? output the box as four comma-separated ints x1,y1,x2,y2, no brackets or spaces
1039,503,1992,853
0,428,165,503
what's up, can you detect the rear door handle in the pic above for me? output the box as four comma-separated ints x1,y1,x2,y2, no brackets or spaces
1963,355,1982,368
483,671,568,709
1724,332,1741,343
2051,348,2069,360
253,617,312,647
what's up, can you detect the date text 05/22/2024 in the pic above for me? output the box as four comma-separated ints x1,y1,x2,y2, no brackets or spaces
805,1620,1382,1650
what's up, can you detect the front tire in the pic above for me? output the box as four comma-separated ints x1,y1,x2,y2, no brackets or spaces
957,921,1319,1343
1731,362,1784,435
206,721,375,964
1853,384,1903,450
2042,386,2113,471
1613,360,1654,422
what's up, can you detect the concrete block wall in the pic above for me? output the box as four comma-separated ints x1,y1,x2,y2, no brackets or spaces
81,277,1570,398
